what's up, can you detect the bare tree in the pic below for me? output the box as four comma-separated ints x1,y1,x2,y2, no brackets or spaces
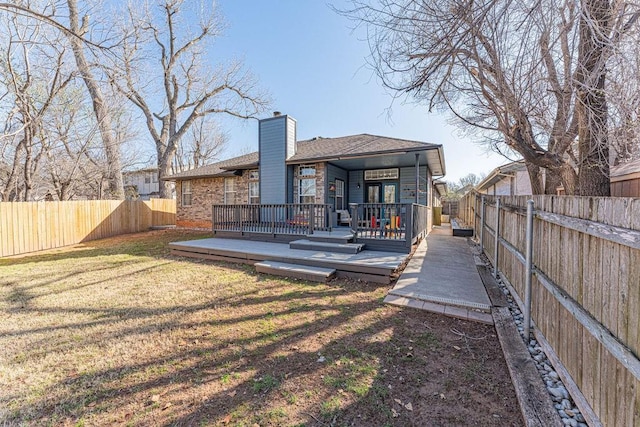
341,0,640,195
42,85,115,200
172,117,227,173
65,0,125,199
110,0,269,198
0,4,74,201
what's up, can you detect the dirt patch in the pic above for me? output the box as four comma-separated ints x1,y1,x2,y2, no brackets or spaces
1,230,522,426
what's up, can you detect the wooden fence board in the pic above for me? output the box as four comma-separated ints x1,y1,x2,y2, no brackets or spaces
0,199,176,257
463,192,640,425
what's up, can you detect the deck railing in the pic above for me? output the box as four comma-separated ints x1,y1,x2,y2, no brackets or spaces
349,203,408,241
411,203,431,244
212,204,332,235
211,202,431,251
348,203,431,246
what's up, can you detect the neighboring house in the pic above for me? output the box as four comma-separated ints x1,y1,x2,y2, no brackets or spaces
475,161,533,196
477,158,640,197
166,113,446,231
610,158,640,197
123,168,175,200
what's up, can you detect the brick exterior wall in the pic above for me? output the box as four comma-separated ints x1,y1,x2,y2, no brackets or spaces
176,163,327,228
176,171,254,228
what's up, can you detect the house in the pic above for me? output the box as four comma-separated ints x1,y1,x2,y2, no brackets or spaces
123,168,162,200
610,158,640,197
477,158,640,197
166,113,446,252
475,160,533,196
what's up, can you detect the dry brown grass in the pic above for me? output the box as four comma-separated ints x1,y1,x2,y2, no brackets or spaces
1,229,521,426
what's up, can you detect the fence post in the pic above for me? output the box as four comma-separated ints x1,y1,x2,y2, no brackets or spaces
480,196,485,254
473,194,478,239
493,197,501,279
523,199,534,341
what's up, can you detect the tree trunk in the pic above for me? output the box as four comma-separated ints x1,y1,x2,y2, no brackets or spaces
66,0,124,199
156,141,177,199
576,0,611,196
526,164,544,195
544,167,562,195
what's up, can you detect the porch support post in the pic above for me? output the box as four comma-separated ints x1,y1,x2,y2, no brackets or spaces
415,153,420,204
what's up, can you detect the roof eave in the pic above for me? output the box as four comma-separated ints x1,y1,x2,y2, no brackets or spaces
286,145,443,166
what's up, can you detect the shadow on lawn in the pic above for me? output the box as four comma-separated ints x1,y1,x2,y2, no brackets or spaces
0,229,211,267
3,231,518,426
5,275,411,424
4,277,516,426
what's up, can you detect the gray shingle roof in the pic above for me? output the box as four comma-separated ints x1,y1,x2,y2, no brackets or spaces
164,134,441,180
290,134,440,162
166,152,259,180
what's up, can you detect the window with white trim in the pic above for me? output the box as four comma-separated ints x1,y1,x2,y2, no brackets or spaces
224,177,236,204
181,180,192,206
334,179,345,210
298,165,316,204
364,168,399,180
248,170,259,204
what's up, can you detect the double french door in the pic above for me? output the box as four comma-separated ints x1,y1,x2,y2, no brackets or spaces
366,182,398,204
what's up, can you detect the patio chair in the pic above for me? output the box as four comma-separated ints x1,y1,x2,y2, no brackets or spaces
335,209,351,226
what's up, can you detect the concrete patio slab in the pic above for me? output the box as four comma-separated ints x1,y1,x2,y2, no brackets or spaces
385,225,493,323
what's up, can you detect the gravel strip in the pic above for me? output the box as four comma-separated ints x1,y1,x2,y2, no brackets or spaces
494,270,588,427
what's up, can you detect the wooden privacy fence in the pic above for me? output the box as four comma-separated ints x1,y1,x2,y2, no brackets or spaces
0,199,176,257
459,193,640,426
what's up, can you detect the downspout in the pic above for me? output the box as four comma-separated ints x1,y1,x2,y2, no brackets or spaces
415,153,420,204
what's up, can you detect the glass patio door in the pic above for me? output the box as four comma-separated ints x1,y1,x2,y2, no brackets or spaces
366,184,381,203
383,183,397,203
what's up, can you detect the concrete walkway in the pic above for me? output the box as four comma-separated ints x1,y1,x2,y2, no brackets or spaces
384,225,493,324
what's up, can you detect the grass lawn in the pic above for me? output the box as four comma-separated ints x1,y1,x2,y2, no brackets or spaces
1,230,522,426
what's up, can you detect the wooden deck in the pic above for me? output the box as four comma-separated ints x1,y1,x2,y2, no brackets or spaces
169,237,409,284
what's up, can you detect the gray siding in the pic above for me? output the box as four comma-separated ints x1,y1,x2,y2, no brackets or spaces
348,170,364,204
399,166,428,205
259,116,288,204
327,164,349,207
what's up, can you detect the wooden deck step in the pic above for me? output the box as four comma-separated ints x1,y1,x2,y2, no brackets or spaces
255,261,336,283
289,239,365,254
306,230,354,244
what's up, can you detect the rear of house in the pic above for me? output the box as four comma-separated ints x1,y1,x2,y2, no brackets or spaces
167,113,446,233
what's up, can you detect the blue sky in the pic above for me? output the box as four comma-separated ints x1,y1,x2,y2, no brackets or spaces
193,1,508,182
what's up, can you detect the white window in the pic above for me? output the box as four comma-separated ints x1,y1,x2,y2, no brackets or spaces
248,170,259,204
145,175,151,184
224,177,236,204
364,168,399,180
298,165,316,204
299,165,316,176
334,179,345,210
181,180,192,206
